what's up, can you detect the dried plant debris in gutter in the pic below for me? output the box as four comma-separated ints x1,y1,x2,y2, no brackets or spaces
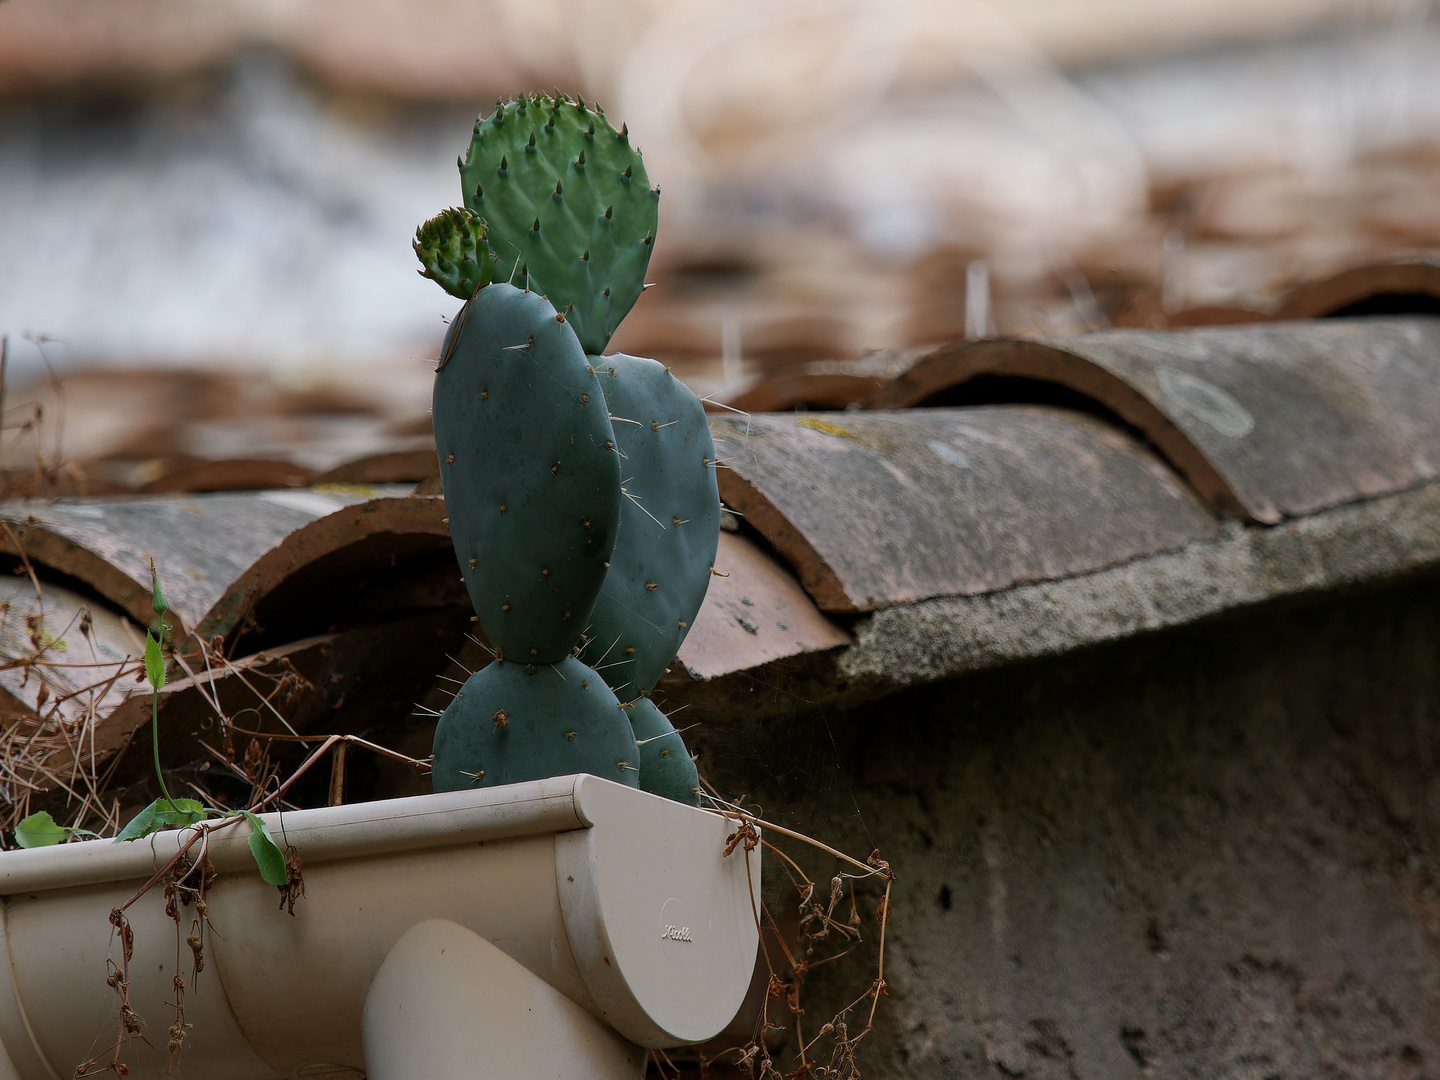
0,551,437,842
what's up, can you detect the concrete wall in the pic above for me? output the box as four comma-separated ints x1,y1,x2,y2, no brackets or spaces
720,572,1440,1078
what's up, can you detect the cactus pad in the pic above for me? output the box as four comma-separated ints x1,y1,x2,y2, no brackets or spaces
579,354,720,697
434,283,621,663
458,93,659,354
413,207,498,300
628,696,700,806
432,657,640,792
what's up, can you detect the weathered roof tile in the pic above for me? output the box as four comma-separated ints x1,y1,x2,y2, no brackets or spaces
867,318,1440,523
1278,253,1440,319
676,531,851,681
0,487,446,642
712,407,1216,613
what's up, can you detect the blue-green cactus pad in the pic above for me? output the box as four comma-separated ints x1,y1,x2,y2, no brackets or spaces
579,353,720,697
432,657,640,792
434,283,621,663
458,93,659,355
628,696,700,806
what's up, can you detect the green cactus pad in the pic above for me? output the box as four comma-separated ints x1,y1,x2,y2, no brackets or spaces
414,207,498,300
435,283,621,663
578,354,721,697
628,696,700,806
432,657,640,792
458,93,659,355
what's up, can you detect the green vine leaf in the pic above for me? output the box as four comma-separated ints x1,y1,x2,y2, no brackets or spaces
15,811,68,848
115,801,159,842
242,812,288,887
114,798,208,843
153,798,207,827
144,632,166,691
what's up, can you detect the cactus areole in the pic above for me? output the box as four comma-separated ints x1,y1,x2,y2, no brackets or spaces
419,94,714,805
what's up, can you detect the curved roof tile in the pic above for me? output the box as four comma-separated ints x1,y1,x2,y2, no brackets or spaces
1278,253,1440,319
866,318,1440,524
0,488,448,645
711,408,1216,614
676,531,851,681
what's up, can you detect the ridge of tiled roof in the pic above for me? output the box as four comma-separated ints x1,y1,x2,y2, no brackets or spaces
3,312,1440,800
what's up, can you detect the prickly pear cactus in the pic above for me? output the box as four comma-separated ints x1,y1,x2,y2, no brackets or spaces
432,657,640,792
434,282,620,664
458,93,659,355
419,97,718,806
578,354,720,699
627,696,699,806
413,207,497,299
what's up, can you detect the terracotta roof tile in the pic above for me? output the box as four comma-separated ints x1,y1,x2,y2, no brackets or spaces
867,318,1440,524
711,408,1216,613
1277,253,1440,319
0,488,446,643
675,532,850,681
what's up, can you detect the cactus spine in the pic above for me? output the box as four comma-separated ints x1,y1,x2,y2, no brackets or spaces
420,96,714,805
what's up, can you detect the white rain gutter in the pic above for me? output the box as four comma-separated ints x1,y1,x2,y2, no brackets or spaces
0,774,760,1080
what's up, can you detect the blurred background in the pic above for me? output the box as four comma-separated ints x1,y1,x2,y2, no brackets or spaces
1,0,1438,490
